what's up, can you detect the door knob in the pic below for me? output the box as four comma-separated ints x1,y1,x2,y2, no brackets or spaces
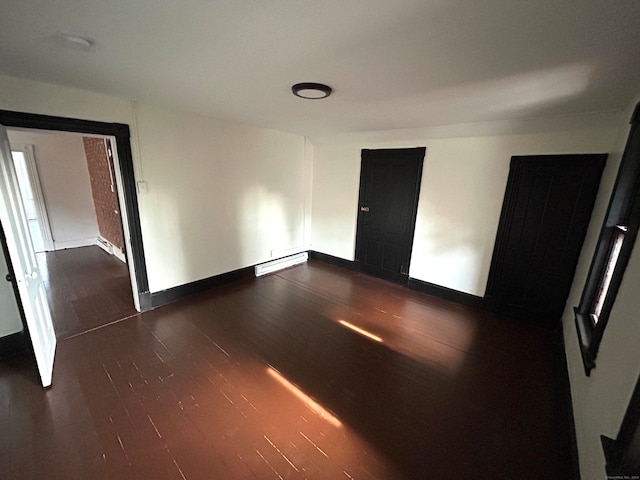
5,273,12,282
360,206,370,212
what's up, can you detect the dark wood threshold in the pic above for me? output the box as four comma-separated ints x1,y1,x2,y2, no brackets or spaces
149,265,255,309
308,250,357,270
408,277,484,308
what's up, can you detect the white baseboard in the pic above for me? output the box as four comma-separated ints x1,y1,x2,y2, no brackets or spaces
113,245,127,264
54,238,98,250
255,252,308,277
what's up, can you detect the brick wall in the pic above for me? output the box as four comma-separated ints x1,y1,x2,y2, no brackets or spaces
83,137,125,250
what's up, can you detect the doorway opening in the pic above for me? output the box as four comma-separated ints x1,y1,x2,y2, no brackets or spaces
0,109,149,364
355,147,425,284
7,128,138,339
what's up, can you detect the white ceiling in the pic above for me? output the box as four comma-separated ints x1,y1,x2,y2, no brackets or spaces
1,0,640,137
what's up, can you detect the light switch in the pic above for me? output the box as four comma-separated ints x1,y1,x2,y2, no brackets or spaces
137,181,148,194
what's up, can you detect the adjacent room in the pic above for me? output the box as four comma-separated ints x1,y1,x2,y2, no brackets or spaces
1,2,640,479
5,128,137,339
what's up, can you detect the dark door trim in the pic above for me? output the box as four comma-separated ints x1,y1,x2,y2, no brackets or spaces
0,109,151,310
355,147,425,284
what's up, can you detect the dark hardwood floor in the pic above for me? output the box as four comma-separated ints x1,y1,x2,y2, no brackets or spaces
0,260,574,479
37,246,138,339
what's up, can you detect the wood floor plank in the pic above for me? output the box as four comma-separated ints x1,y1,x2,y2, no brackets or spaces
0,259,575,479
36,246,138,339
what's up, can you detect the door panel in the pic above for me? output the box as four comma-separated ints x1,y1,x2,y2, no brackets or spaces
356,148,425,283
0,125,56,387
485,154,607,327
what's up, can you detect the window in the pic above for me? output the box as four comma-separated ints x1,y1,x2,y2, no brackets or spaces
574,103,640,375
592,225,626,321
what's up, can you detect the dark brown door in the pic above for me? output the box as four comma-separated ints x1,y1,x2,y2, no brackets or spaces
485,154,607,327
355,147,425,283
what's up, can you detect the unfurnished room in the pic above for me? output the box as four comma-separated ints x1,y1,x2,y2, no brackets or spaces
1,2,640,479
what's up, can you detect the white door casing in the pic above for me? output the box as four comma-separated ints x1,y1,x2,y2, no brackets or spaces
0,125,56,387
11,144,55,252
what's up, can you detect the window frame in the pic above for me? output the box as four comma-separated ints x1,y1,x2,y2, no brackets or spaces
574,103,640,375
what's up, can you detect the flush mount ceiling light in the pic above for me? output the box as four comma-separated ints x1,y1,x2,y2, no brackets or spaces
56,31,95,52
292,82,332,99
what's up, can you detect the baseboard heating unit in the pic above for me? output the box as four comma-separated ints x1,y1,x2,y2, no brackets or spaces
96,237,113,254
255,252,308,277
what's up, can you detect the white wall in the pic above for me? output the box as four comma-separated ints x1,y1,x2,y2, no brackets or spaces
312,118,622,296
0,74,142,192
8,129,99,249
134,104,310,293
0,250,23,337
0,68,639,480
0,75,311,295
561,100,640,479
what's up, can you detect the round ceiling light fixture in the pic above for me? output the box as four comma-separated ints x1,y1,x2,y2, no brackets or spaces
57,31,95,52
292,82,332,100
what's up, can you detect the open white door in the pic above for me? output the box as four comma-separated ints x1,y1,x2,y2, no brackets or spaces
0,125,56,387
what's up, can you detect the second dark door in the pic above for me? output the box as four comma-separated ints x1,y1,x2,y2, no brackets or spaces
355,147,425,283
485,154,607,328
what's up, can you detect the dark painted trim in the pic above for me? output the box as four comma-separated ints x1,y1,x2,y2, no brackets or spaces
556,328,582,480
308,251,357,270
0,330,30,359
574,103,640,375
0,109,151,310
632,101,640,124
407,277,484,308
149,266,255,309
112,135,150,297
308,250,486,309
139,292,153,311
0,110,130,137
601,370,640,476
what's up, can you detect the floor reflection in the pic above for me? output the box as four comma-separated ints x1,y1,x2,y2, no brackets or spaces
0,260,573,479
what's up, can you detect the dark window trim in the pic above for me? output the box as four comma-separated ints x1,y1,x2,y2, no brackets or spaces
574,103,640,375
601,371,640,476
0,109,151,309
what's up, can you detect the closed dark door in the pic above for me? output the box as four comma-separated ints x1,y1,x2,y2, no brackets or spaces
355,147,425,283
485,154,607,327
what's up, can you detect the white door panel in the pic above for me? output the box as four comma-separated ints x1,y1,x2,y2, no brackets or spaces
0,125,56,387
